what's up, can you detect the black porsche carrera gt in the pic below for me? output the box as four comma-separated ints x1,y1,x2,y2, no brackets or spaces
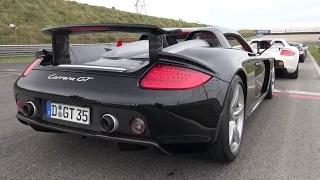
13,23,275,163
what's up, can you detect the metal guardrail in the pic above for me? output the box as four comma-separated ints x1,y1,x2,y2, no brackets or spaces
0,36,263,58
0,43,117,58
0,44,52,57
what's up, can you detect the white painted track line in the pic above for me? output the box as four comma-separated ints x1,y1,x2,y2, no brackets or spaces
275,89,320,97
1,69,18,71
0,75,12,78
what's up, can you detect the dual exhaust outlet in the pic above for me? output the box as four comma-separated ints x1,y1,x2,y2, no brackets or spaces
99,114,119,133
20,102,120,133
18,100,144,134
21,101,37,117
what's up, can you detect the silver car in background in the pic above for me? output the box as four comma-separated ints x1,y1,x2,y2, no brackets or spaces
289,42,307,62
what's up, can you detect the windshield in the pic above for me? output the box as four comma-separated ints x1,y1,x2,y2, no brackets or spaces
293,43,302,47
273,42,284,47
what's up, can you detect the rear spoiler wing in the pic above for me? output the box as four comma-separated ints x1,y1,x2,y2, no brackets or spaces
42,23,182,64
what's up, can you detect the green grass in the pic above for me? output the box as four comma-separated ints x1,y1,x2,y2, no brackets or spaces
0,0,206,44
0,0,255,44
308,46,320,65
0,56,34,63
237,30,256,38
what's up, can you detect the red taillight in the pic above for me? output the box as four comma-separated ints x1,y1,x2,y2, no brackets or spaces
116,40,123,47
140,63,211,90
22,58,42,77
280,49,295,56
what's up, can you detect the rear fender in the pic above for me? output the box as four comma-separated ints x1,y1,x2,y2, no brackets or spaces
172,47,250,82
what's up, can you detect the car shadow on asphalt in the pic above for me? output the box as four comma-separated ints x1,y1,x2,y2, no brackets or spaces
35,132,234,177
275,71,289,79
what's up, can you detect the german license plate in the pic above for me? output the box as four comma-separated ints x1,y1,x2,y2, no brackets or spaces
46,101,90,125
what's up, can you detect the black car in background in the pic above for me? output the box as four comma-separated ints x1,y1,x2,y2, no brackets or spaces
289,42,307,62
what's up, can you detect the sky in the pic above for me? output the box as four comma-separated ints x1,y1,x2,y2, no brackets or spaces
74,0,320,30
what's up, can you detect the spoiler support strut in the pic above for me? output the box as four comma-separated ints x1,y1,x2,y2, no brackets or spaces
148,34,163,64
52,30,71,65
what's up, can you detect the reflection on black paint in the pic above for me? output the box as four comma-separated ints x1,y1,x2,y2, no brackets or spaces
162,99,222,128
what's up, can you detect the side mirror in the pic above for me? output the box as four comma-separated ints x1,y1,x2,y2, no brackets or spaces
35,49,51,58
35,49,45,58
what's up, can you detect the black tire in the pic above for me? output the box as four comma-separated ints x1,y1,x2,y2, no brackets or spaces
265,65,275,99
200,75,245,163
299,55,305,63
286,64,299,79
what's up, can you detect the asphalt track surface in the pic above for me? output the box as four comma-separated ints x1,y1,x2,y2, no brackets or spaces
0,54,320,180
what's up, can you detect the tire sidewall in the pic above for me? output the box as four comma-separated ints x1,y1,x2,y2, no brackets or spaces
220,75,245,161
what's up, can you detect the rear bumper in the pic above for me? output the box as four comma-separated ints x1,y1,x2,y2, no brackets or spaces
14,93,225,155
275,60,285,68
13,73,229,154
16,102,221,154
275,60,289,73
275,57,298,73
17,113,172,155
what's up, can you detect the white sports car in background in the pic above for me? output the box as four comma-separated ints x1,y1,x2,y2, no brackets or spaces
248,38,299,79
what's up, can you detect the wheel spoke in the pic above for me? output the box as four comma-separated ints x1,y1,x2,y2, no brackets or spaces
228,82,245,154
233,104,244,116
233,126,240,145
229,121,236,145
231,85,239,109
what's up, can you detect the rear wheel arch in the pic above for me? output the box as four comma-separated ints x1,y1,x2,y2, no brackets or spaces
200,74,246,163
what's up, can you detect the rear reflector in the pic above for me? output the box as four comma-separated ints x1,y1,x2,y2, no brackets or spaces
22,58,42,77
131,118,146,135
140,63,211,90
280,49,295,56
16,100,24,111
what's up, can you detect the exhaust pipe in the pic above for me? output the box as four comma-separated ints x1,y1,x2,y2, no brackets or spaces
22,101,37,117
100,114,119,133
